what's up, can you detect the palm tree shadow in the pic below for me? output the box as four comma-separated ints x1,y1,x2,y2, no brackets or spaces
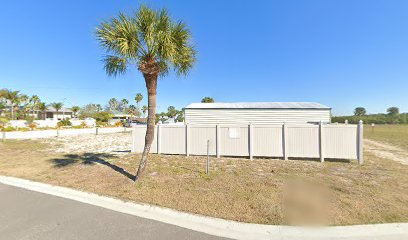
50,153,135,181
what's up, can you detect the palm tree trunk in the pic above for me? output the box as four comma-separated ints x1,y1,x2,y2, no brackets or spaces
11,105,14,120
135,72,157,181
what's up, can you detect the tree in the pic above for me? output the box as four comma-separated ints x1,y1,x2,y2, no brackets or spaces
201,97,214,103
134,93,143,117
50,102,63,120
121,99,129,113
387,107,400,123
29,95,40,118
108,98,119,113
176,109,184,122
387,107,399,116
37,102,47,120
354,107,366,116
167,106,177,119
3,90,23,120
79,104,100,119
71,106,81,117
128,104,137,120
159,112,167,122
141,105,148,118
96,104,103,112
96,6,196,180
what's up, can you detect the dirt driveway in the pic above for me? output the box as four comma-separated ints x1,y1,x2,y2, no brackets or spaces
364,139,408,165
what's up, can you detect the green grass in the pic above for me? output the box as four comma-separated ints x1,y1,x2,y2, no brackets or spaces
364,124,408,150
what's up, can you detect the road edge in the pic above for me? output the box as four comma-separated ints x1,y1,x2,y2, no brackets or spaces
1,175,407,240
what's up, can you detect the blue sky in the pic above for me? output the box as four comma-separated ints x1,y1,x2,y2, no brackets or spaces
0,0,407,115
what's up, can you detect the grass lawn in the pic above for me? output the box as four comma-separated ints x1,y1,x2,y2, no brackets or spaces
364,124,408,151
1,136,408,226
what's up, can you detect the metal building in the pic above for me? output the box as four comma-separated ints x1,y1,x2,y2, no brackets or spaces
184,102,331,125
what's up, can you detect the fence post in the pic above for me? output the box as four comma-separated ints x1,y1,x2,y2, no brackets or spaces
186,123,190,156
283,123,288,160
216,124,220,158
319,121,325,163
2,131,5,142
357,120,364,164
96,127,99,135
249,123,253,160
157,123,162,154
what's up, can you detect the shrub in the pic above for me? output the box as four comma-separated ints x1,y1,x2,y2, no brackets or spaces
80,122,88,128
3,126,16,132
57,119,72,128
0,117,8,128
28,122,37,130
93,111,113,123
114,121,123,127
96,121,108,127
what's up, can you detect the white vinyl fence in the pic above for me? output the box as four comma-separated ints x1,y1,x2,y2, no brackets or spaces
132,121,364,163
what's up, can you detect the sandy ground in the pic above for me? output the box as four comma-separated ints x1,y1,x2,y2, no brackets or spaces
41,132,133,156
364,139,408,165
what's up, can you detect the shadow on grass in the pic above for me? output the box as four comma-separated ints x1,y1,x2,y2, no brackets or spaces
50,153,135,180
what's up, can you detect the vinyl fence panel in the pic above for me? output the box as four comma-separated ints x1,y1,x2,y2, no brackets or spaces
323,125,358,159
160,125,186,154
286,125,320,158
132,123,362,162
189,125,217,155
252,125,284,157
219,125,249,156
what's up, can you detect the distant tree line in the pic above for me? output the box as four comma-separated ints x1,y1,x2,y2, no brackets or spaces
332,106,407,124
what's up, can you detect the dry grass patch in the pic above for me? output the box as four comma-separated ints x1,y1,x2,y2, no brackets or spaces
365,124,408,151
1,138,408,226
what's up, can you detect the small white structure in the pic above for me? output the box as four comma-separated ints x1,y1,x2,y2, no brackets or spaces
184,102,331,125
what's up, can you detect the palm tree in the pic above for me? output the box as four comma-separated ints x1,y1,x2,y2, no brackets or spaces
121,99,129,113
108,98,119,113
167,106,177,119
96,104,103,112
3,90,23,120
141,105,148,118
71,106,80,117
50,102,63,120
128,104,137,122
38,102,47,120
29,95,40,118
201,97,214,103
135,93,143,115
96,6,196,180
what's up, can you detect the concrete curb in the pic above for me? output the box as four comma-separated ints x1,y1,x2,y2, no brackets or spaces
0,176,407,240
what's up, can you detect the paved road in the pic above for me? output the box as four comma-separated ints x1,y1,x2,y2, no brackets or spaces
0,183,230,240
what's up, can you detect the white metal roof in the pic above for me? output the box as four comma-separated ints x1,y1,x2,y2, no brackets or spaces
185,102,330,109
46,107,73,112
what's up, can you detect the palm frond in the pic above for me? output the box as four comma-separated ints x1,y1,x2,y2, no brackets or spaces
103,55,128,77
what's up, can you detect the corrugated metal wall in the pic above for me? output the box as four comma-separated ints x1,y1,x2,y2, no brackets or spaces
184,109,331,125
132,123,360,160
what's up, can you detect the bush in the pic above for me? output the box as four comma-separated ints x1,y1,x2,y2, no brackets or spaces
96,121,108,127
80,122,88,128
2,126,16,132
93,111,113,123
57,119,72,128
114,121,123,127
28,122,37,130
